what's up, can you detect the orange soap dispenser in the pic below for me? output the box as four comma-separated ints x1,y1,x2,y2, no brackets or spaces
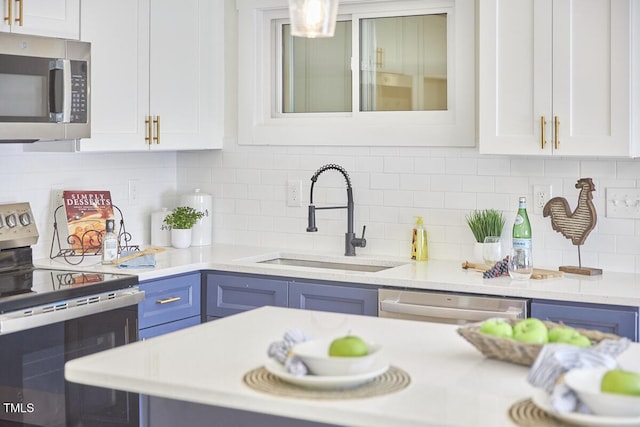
411,216,428,261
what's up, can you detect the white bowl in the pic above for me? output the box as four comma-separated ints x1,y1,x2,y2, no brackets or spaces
565,368,640,417
291,338,381,376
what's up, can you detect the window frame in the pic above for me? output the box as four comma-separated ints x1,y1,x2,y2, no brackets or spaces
237,0,475,147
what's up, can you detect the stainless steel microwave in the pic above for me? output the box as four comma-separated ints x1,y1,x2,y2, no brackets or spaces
0,33,90,142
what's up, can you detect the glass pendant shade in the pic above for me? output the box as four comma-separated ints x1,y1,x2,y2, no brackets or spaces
288,0,339,38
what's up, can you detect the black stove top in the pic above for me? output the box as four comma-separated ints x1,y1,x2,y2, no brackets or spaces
0,202,139,314
0,267,138,313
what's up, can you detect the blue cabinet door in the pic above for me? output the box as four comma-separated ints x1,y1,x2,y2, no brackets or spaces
205,272,288,317
289,281,378,316
139,272,202,330
531,299,639,341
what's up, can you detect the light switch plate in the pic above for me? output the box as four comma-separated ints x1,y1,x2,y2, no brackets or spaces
606,187,640,218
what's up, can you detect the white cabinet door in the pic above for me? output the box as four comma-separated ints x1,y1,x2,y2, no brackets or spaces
148,0,221,151
479,0,552,156
479,0,639,157
77,0,150,152
551,0,634,156
1,0,79,39
77,0,224,152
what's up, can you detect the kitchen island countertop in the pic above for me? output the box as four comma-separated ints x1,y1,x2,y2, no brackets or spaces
65,305,640,427
36,243,640,307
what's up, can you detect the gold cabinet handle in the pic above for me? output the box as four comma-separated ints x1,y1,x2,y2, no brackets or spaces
4,0,12,24
554,116,560,150
540,116,547,149
14,0,22,25
153,115,160,144
156,296,181,305
144,116,152,145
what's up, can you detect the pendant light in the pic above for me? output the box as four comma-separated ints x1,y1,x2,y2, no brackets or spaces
288,0,339,38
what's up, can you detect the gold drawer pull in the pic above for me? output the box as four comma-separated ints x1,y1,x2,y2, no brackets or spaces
540,116,547,149
153,115,160,144
554,115,560,150
145,116,152,145
4,0,12,24
156,296,181,305
15,0,22,25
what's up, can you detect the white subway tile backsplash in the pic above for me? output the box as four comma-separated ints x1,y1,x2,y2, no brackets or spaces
173,141,640,274
370,173,400,190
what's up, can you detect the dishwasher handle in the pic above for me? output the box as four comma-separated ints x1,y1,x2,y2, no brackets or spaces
379,299,524,322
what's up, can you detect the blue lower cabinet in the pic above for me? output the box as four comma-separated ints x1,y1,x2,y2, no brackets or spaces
205,272,288,317
289,281,378,316
531,299,639,342
139,272,202,331
204,272,379,318
139,316,201,340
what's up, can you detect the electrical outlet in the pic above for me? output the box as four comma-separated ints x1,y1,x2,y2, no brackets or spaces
287,180,302,207
51,186,65,214
533,184,552,214
128,180,140,204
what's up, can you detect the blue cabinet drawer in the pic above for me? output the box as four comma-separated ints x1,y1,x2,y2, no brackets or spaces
531,299,639,342
205,272,288,317
139,316,201,340
139,273,201,330
289,281,378,316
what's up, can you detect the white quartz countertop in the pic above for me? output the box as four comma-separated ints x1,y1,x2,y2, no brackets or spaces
65,306,640,427
36,243,640,306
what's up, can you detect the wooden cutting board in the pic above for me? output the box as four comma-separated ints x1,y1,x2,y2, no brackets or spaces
461,261,564,280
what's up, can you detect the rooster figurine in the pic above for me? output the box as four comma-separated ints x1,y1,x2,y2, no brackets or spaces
543,177,601,275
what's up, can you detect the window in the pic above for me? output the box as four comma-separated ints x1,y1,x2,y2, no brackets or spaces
238,0,474,146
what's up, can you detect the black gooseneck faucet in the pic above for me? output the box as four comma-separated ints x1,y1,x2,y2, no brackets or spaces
306,164,366,256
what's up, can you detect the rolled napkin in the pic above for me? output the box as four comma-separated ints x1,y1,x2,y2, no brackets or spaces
117,250,157,268
527,338,630,413
267,329,313,376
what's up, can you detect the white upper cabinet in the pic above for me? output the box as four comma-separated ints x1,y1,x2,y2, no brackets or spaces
0,0,79,39
238,0,475,147
76,0,226,152
479,0,640,157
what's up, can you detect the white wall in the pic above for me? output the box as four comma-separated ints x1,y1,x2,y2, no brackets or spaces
0,144,178,261
178,143,640,274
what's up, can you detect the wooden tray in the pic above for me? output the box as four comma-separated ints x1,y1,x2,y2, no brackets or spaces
461,261,564,280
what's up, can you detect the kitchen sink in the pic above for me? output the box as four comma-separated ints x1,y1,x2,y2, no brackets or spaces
254,255,406,273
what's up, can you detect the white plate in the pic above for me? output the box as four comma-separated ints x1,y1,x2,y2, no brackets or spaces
531,389,640,427
264,358,390,390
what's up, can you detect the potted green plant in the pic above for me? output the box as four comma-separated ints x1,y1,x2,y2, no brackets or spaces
164,206,205,248
465,209,506,263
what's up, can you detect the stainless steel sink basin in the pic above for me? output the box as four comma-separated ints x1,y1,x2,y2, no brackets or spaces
257,257,402,273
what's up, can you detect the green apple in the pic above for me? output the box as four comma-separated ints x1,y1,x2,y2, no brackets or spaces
548,327,592,347
328,335,369,357
601,369,640,396
479,319,514,339
513,318,548,344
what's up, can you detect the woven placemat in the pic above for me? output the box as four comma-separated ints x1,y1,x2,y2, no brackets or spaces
508,399,575,427
243,365,410,399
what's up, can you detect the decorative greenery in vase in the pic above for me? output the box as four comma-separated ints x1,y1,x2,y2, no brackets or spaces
465,209,506,243
163,206,205,230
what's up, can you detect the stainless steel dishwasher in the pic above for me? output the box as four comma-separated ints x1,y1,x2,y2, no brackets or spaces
378,289,529,325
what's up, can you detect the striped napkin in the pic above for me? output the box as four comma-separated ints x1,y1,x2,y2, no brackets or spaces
527,338,631,413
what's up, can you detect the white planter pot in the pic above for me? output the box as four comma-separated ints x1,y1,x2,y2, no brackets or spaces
171,229,192,249
473,242,484,263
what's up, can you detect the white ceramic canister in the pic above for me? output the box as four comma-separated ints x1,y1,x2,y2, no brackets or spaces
179,189,212,246
151,208,172,247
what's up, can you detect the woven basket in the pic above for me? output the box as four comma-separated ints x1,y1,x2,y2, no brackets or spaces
457,319,621,366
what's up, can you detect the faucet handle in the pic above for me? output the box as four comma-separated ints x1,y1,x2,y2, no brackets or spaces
352,225,367,249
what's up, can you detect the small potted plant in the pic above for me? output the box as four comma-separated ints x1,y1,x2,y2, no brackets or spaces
163,206,205,249
465,209,506,263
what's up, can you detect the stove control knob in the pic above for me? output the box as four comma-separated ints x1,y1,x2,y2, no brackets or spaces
5,214,16,228
0,216,3,228
19,213,31,226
